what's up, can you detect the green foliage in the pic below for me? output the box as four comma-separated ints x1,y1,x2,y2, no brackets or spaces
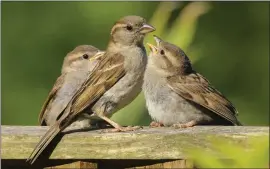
186,136,269,168
1,2,269,125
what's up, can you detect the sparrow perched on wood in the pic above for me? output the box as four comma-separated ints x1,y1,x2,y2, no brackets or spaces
38,45,104,129
143,36,242,128
27,15,155,164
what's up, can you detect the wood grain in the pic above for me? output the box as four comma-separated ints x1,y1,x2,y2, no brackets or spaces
2,125,268,159
1,125,268,168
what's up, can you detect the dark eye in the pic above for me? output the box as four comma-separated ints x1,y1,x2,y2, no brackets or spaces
126,25,133,31
82,54,89,59
160,50,165,55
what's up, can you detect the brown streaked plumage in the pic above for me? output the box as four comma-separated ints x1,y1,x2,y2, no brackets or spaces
167,73,240,125
27,45,104,164
38,45,104,126
143,36,241,128
27,15,155,164
70,53,125,114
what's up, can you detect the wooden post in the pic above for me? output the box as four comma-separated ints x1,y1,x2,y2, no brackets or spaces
46,161,97,169
1,125,268,169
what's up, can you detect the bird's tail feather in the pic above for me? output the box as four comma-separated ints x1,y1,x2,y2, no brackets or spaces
27,122,61,164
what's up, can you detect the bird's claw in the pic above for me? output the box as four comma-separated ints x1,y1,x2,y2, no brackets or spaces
172,121,196,129
149,121,164,127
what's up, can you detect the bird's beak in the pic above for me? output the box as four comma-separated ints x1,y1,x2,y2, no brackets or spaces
153,35,162,47
92,51,105,60
147,43,158,54
139,23,155,34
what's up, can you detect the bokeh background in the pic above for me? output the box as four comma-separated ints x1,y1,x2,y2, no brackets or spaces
2,2,269,126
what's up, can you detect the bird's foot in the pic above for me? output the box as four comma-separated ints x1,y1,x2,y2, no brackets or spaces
172,120,196,129
105,126,143,132
96,113,142,132
149,121,164,128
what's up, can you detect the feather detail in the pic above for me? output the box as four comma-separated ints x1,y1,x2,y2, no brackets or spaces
167,72,240,125
38,75,66,125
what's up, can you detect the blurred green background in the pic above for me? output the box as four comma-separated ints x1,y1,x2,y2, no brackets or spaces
1,2,269,126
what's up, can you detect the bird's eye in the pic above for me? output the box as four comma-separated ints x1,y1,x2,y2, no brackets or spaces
160,50,165,55
82,54,89,59
126,25,133,31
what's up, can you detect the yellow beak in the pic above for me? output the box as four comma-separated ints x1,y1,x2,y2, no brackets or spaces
147,43,158,54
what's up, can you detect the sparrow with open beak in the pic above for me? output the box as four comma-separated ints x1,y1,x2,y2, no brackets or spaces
27,15,155,164
143,36,242,128
38,45,104,129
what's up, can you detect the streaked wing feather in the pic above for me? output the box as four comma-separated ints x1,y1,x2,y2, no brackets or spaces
28,52,126,164
62,53,125,124
38,75,66,125
167,72,239,125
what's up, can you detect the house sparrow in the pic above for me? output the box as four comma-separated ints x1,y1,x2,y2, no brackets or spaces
38,45,105,129
143,36,242,128
27,15,155,164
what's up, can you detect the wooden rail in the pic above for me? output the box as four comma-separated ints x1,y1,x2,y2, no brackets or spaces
1,125,269,169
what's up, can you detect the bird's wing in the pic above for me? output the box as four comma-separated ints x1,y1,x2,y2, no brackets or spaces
38,74,66,125
58,52,126,127
167,72,240,125
27,53,126,164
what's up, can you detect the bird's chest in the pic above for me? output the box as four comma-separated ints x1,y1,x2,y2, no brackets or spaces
143,71,205,125
143,76,178,112
108,49,147,101
92,47,147,115
45,71,89,124
123,46,147,72
57,72,89,99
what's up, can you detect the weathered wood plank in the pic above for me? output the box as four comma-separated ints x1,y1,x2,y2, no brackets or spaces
45,161,97,169
1,125,268,160
124,160,194,169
